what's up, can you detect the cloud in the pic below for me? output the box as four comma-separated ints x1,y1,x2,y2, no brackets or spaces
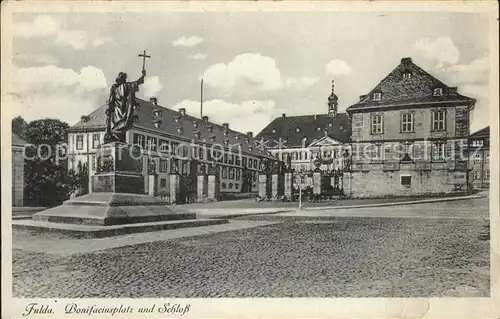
13,15,106,50
443,56,489,85
285,77,320,90
142,76,163,97
92,37,112,48
14,53,58,66
13,15,59,38
413,37,460,66
188,53,208,61
171,99,276,133
9,64,108,125
325,59,352,76
12,65,108,93
55,29,88,50
172,36,204,47
202,53,283,92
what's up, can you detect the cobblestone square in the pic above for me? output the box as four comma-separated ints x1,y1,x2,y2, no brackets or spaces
12,199,489,298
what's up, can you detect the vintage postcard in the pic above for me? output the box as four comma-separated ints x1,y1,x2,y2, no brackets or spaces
1,1,499,318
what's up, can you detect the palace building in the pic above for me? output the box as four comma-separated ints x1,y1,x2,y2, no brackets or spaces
257,81,351,174
67,97,277,199
469,126,490,189
345,57,476,198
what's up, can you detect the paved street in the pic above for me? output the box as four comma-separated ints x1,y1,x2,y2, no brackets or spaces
12,198,490,298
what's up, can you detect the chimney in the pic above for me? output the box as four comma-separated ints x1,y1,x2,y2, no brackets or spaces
222,123,229,129
282,113,286,119
150,97,158,105
247,132,253,138
179,108,186,116
401,57,412,64
359,94,367,100
202,116,209,124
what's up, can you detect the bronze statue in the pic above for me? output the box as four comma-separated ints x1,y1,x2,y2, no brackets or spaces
104,51,151,143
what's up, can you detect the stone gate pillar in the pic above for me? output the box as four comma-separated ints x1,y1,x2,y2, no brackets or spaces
259,174,269,198
169,173,180,203
312,171,321,195
284,172,293,200
197,174,208,202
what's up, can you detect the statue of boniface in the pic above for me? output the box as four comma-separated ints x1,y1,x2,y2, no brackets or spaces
104,69,146,143
104,50,151,144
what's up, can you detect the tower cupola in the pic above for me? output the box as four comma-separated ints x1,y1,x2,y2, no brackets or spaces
328,80,338,117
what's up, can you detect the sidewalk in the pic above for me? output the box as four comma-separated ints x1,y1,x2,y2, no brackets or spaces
175,192,487,219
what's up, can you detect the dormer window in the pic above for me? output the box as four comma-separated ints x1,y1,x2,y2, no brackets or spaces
403,71,412,80
272,128,276,134
207,125,213,133
153,110,162,117
316,127,321,131
153,120,162,128
433,88,443,96
295,128,301,133
372,92,382,101
328,123,333,127
177,127,183,135
192,121,199,128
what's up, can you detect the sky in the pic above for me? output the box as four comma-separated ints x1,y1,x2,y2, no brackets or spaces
9,10,492,134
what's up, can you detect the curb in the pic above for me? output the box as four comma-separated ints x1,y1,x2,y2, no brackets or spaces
303,194,487,211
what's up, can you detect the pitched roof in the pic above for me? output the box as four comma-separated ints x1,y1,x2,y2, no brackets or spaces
256,113,351,148
346,57,475,112
470,126,489,138
12,133,27,146
70,98,275,159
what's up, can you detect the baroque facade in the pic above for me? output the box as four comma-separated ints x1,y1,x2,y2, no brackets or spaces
257,82,351,173
67,97,277,197
469,126,490,188
345,57,475,198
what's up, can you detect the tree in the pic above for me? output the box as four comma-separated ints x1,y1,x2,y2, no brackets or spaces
12,116,28,139
22,119,72,207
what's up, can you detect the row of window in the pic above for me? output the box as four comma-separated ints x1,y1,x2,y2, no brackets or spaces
75,133,102,150
473,170,490,180
472,152,490,162
364,141,447,161
370,110,446,135
276,149,345,161
134,133,260,169
370,87,444,101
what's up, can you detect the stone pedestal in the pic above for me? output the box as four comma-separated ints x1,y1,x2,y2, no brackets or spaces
92,142,144,194
313,172,321,195
284,172,293,199
259,174,269,198
207,175,220,201
197,175,208,202
32,142,196,226
169,174,180,203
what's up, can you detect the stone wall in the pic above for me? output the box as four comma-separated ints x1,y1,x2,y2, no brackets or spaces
12,146,24,207
350,169,459,198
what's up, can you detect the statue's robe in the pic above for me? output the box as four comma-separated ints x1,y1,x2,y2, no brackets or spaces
105,76,144,143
